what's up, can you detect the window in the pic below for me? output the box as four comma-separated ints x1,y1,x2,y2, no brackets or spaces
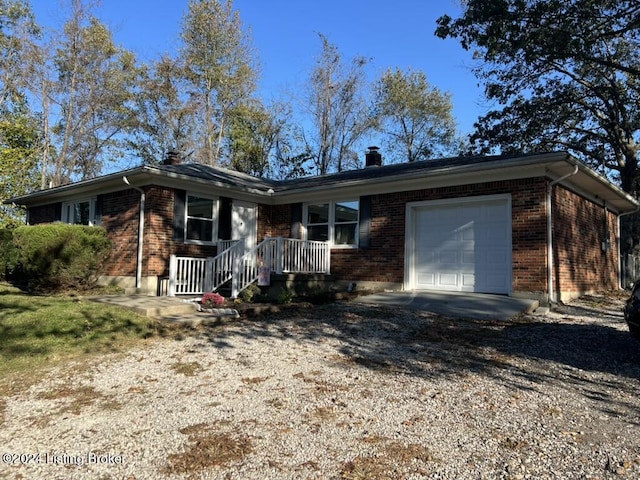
62,198,98,226
185,195,217,243
304,200,359,247
306,203,329,242
334,200,359,245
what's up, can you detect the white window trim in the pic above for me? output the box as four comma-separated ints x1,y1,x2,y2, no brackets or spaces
184,193,219,245
303,200,359,249
61,197,99,226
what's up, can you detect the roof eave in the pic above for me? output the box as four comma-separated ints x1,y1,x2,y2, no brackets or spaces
6,152,637,214
4,165,275,207
269,152,567,203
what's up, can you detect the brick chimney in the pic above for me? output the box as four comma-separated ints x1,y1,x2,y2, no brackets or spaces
365,146,382,167
163,150,181,166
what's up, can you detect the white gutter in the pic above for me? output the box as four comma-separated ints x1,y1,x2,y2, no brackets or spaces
123,176,145,291
547,165,579,303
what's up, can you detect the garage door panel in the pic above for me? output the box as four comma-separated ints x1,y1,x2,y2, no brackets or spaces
438,273,458,287
482,272,509,290
412,198,511,294
417,272,436,286
461,250,475,265
481,225,508,243
461,225,474,241
461,273,475,288
485,249,508,264
438,250,458,265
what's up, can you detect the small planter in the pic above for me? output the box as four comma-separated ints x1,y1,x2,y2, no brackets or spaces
188,292,239,320
196,303,240,319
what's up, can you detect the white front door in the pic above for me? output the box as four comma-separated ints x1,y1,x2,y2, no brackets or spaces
408,196,512,294
232,200,257,249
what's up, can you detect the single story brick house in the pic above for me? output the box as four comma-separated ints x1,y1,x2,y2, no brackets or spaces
6,150,638,302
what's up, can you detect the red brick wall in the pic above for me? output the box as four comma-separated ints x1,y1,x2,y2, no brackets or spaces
101,189,141,276
258,204,291,239
511,179,548,295
31,187,221,278
326,179,550,294
264,179,551,292
143,186,218,276
25,178,621,297
552,185,619,296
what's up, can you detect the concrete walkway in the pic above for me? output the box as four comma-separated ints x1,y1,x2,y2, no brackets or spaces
90,290,539,324
89,294,199,317
353,290,539,321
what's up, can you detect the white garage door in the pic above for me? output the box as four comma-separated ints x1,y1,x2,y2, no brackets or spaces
411,196,511,294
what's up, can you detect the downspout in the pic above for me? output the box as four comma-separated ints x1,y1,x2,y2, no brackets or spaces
123,176,145,292
547,165,578,303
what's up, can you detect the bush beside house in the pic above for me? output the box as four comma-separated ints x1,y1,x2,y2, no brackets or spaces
0,228,17,281
4,224,112,292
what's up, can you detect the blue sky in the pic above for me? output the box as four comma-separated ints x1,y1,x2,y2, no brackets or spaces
29,0,486,138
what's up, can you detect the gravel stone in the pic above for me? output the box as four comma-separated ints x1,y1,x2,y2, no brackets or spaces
1,293,639,479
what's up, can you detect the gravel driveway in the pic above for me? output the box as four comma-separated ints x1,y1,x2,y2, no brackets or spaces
1,293,639,479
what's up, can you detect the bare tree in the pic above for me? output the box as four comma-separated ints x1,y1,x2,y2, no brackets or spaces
127,55,198,164
305,34,374,174
180,0,257,166
46,0,139,185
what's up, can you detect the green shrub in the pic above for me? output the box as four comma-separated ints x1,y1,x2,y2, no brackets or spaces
0,228,17,281
239,283,261,303
11,223,112,292
277,287,294,305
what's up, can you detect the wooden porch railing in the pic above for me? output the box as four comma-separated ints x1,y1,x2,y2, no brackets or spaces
168,237,330,297
168,239,241,296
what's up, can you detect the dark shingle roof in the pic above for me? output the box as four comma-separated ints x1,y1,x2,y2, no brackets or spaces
6,151,637,214
156,152,553,193
154,163,279,190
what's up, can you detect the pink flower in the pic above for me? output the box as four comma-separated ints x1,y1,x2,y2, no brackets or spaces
202,292,225,307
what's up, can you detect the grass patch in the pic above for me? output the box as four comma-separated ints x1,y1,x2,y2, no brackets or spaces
341,441,436,479
164,423,253,474
241,376,269,385
0,283,160,380
171,361,203,377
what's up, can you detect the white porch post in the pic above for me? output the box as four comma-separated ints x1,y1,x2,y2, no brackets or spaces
264,237,272,270
324,242,331,274
204,257,214,292
276,237,283,274
168,255,177,296
231,255,240,298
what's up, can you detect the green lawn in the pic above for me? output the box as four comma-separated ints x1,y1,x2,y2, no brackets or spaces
0,283,160,379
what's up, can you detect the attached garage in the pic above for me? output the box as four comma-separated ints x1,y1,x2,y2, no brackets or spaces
405,195,512,294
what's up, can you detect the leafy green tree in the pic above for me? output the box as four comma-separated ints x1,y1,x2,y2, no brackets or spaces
127,55,197,165
436,0,640,194
226,101,276,177
0,0,39,111
0,102,39,227
49,0,140,185
373,67,458,163
225,99,308,178
0,0,40,224
305,34,374,174
180,0,257,166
